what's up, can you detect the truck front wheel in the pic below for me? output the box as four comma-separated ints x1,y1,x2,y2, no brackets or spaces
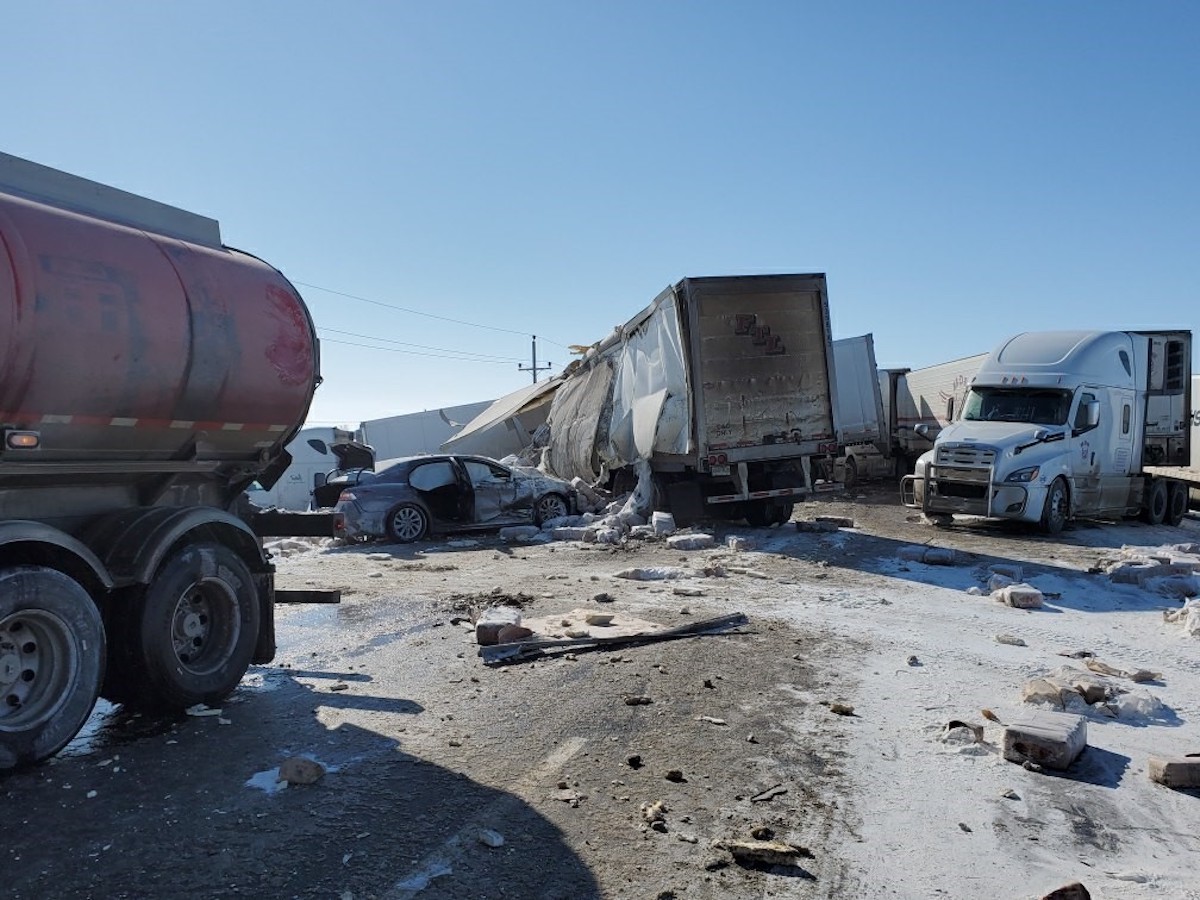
105,544,259,710
1040,478,1069,535
0,567,105,770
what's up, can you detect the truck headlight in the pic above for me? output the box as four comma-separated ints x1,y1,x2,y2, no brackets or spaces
1005,466,1040,483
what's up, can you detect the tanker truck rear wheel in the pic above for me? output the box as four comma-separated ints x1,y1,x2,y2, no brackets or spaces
0,567,105,771
105,544,259,710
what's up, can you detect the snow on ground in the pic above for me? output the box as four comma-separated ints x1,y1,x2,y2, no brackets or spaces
746,520,1200,899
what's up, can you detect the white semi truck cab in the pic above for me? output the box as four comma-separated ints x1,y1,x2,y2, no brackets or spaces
901,330,1193,533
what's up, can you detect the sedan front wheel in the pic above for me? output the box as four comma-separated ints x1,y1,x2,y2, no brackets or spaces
535,493,569,525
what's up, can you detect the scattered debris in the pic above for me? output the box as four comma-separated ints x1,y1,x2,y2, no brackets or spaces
1084,658,1162,683
672,586,705,597
696,715,728,726
815,515,855,528
994,583,1044,609
907,655,921,667
474,607,524,646
641,800,668,824
749,784,787,802
1000,788,1020,800
278,756,326,786
625,696,653,706
585,612,614,626
627,755,643,769
592,591,614,603
667,533,716,551
477,829,505,848
1040,883,1091,900
995,633,1027,647
823,702,855,716
981,708,1003,724
479,612,748,664
1148,756,1200,788
795,520,839,533
651,512,676,536
498,525,541,542
612,566,690,581
944,720,984,743
712,838,814,867
897,545,957,565
665,770,686,783
750,824,775,840
184,704,222,718
958,822,972,833
496,624,534,643
1002,710,1087,771
329,682,349,692
727,536,751,551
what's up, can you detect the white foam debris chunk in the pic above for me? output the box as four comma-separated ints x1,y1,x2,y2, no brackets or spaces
1002,710,1087,770
667,533,715,551
651,512,677,535
994,583,1044,609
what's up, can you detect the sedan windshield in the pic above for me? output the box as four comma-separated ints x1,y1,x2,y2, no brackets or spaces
962,387,1072,425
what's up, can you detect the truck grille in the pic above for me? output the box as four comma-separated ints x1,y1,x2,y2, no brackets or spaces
935,444,996,470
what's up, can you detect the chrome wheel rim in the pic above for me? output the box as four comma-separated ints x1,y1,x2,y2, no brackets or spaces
392,507,426,541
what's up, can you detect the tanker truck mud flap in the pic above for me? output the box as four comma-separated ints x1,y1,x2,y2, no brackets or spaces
102,543,260,711
0,567,105,771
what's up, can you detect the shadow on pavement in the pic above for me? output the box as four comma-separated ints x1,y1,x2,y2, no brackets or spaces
2,671,599,900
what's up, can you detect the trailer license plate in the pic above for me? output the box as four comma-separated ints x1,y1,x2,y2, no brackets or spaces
710,464,731,476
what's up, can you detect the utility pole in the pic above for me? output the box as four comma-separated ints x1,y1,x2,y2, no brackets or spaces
518,334,552,383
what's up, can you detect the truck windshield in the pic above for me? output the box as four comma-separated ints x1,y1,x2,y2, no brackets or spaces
962,387,1072,425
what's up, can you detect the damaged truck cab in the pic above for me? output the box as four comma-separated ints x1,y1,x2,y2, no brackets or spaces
902,330,1194,533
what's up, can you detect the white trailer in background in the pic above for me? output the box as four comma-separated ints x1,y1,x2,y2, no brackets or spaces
892,353,990,464
828,335,885,488
362,400,493,461
830,351,988,485
249,427,373,510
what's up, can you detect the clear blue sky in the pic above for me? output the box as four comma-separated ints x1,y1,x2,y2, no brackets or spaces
4,2,1196,428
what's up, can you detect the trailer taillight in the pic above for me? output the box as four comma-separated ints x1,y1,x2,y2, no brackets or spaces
4,430,40,449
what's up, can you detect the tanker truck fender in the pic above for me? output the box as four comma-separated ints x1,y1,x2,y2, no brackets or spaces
79,507,270,587
0,520,115,598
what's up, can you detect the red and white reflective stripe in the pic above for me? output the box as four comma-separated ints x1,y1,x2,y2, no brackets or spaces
705,487,809,505
0,411,292,433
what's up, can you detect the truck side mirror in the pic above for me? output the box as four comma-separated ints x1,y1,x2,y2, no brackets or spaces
1086,401,1100,427
914,423,935,442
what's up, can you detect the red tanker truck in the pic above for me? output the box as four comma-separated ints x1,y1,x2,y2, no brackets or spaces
0,153,337,769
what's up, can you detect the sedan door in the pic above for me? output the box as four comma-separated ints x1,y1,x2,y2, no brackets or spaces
461,459,523,525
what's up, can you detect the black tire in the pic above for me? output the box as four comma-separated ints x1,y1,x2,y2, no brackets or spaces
1141,479,1168,526
1041,477,1069,535
1166,481,1187,527
0,567,105,770
386,504,429,543
771,501,795,525
534,493,569,525
744,501,771,527
105,544,259,710
843,456,858,491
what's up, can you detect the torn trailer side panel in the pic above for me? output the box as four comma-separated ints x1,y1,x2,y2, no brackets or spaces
544,274,840,524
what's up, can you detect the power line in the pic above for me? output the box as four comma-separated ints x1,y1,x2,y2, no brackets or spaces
295,280,570,349
320,327,522,362
320,336,521,364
